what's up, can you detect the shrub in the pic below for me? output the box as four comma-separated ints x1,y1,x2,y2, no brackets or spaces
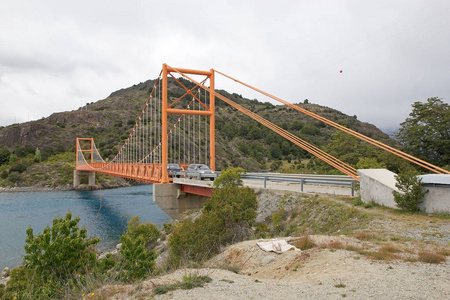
169,213,225,265
123,215,161,250
24,211,100,282
118,216,159,280
9,161,30,174
255,222,271,238
34,148,42,163
204,186,258,227
293,235,316,250
213,167,245,188
21,211,100,297
417,251,446,264
169,185,258,266
393,171,428,212
119,234,157,280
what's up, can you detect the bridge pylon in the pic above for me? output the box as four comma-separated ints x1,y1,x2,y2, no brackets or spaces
161,64,216,183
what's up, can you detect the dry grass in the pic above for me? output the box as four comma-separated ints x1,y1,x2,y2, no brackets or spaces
355,232,377,241
320,241,345,250
292,235,316,250
417,251,446,264
436,248,450,257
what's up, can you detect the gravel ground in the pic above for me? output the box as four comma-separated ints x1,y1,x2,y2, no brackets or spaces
108,237,449,300
102,189,449,300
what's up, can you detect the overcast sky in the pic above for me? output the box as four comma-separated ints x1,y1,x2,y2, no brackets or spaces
1,0,449,133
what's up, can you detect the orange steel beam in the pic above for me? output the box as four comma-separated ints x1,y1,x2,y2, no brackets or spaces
75,137,94,169
168,74,209,110
167,108,213,116
165,66,213,76
209,69,215,171
166,65,359,180
161,65,169,183
163,64,216,171
215,70,449,175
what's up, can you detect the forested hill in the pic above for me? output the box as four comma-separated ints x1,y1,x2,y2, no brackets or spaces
0,77,400,187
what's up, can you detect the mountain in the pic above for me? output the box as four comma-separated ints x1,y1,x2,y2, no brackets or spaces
0,78,398,188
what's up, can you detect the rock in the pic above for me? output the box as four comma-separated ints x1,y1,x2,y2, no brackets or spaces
2,267,10,278
260,255,276,266
116,243,122,250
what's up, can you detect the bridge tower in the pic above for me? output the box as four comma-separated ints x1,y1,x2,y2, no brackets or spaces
161,64,215,183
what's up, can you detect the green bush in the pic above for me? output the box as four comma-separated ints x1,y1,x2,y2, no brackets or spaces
169,185,258,266
13,211,101,298
393,171,428,212
169,213,225,265
213,167,245,188
119,234,157,281
123,215,161,250
24,211,100,282
118,216,159,280
204,186,258,227
9,161,31,173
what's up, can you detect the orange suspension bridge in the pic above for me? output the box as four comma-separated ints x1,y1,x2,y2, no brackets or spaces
75,64,449,189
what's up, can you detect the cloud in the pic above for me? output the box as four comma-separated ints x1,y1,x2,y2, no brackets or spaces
0,0,449,133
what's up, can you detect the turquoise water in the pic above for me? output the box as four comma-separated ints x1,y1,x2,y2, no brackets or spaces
0,185,170,270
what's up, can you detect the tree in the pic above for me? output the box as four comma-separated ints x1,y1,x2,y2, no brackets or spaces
396,97,450,167
34,148,42,163
393,170,428,212
0,147,11,166
213,166,245,189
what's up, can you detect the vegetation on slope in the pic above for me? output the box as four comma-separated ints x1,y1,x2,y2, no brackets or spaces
0,78,446,188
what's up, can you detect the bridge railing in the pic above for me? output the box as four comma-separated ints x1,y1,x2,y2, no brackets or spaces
241,173,356,196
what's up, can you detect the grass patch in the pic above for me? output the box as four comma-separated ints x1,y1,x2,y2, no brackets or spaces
321,241,345,250
292,235,316,250
417,251,446,264
217,263,241,274
355,232,377,241
288,197,372,236
153,273,212,295
378,244,401,253
436,248,450,257
362,248,400,261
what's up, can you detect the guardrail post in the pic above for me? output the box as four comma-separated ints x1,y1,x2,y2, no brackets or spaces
264,176,267,188
351,181,354,197
301,179,304,192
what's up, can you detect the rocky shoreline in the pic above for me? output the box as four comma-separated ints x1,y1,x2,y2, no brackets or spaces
0,182,133,193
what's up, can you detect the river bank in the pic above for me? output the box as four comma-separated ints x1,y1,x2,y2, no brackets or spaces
0,182,133,193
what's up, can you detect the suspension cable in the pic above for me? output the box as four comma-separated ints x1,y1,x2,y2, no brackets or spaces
215,70,449,175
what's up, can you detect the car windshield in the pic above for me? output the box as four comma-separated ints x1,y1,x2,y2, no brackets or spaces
168,164,180,169
199,165,211,170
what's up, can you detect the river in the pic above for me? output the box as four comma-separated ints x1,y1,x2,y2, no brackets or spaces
0,185,170,271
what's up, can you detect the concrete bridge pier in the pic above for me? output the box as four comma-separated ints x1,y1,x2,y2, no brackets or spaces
73,170,96,188
153,183,208,219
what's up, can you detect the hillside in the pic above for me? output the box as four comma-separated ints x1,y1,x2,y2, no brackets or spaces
0,78,400,188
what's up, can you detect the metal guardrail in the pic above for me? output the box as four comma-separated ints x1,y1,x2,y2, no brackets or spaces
174,171,357,196
241,173,357,196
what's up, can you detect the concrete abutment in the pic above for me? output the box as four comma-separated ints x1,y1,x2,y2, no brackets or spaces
73,170,96,188
153,183,208,219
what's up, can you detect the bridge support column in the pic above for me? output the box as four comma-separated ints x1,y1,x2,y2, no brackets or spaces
73,170,96,188
153,183,208,219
